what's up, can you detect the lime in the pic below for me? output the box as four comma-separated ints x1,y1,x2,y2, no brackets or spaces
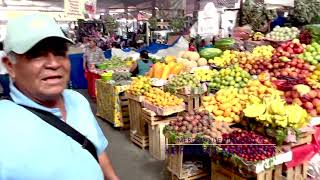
235,77,242,82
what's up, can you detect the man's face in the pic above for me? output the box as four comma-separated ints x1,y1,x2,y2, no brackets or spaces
4,38,70,101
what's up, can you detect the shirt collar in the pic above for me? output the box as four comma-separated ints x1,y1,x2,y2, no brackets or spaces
9,82,64,119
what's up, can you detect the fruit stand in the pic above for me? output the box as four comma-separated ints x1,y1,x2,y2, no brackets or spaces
96,80,130,128
94,23,320,179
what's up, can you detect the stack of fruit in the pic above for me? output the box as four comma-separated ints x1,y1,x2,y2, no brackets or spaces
194,69,219,82
127,77,152,96
252,32,265,41
284,84,320,117
166,110,213,135
201,88,244,123
273,39,305,60
178,51,209,68
307,65,320,88
265,26,300,41
219,130,276,162
239,80,283,103
144,87,184,107
251,45,274,59
209,50,239,67
147,62,184,80
166,73,201,93
208,66,251,90
298,42,320,65
244,94,310,128
245,55,313,79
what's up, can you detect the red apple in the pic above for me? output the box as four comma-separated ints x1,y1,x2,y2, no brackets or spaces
285,91,292,98
281,71,289,76
293,98,303,106
316,106,320,114
304,102,314,110
297,63,303,69
286,97,293,104
292,91,300,98
309,109,318,117
309,90,318,98
312,98,320,107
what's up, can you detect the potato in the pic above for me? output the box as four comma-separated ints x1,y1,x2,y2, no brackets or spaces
187,124,193,131
180,126,187,132
174,126,179,131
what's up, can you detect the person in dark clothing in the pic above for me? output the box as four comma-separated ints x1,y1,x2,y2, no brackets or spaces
271,9,287,30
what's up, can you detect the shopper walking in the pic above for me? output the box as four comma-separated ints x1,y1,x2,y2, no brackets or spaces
0,14,119,180
0,42,9,98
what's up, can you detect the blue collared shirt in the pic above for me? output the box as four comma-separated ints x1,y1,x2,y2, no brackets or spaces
0,83,108,180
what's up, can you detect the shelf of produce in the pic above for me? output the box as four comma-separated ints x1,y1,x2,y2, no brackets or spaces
176,94,202,113
142,108,177,160
142,101,185,116
211,162,280,180
96,80,130,128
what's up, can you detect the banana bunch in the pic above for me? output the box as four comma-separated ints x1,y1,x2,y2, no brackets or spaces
253,32,265,41
286,104,310,128
243,94,310,128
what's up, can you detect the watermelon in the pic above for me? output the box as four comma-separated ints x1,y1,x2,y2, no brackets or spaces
199,48,222,60
215,38,236,50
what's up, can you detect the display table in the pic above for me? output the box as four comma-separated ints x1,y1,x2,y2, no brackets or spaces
96,80,129,128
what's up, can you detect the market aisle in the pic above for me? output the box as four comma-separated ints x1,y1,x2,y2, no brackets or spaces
78,89,169,180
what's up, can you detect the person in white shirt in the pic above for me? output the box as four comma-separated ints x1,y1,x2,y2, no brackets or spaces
0,42,9,98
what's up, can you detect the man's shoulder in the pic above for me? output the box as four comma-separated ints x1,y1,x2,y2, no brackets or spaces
64,89,89,102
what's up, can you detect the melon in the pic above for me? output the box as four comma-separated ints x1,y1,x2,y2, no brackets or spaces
215,38,235,50
199,48,222,60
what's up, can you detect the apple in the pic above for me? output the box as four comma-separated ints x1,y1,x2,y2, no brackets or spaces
293,98,303,106
312,98,320,107
309,109,318,117
316,105,320,114
304,102,314,110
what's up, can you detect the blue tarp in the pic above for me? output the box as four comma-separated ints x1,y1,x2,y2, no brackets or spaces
68,50,112,89
136,36,181,54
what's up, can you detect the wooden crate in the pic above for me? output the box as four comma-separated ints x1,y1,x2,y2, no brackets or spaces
273,162,309,180
167,146,209,180
211,162,279,180
130,131,149,149
128,98,148,136
171,170,209,180
176,94,201,113
142,108,177,160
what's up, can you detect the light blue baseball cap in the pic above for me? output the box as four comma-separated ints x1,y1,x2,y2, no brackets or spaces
4,14,73,54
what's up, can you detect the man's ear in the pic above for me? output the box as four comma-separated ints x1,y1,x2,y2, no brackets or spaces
2,56,15,80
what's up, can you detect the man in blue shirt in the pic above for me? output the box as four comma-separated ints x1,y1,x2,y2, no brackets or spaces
271,9,287,30
0,14,119,180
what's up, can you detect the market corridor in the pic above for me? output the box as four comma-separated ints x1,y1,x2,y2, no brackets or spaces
81,89,169,180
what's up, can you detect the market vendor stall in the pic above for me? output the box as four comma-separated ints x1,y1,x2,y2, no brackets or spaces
96,80,130,128
68,50,112,90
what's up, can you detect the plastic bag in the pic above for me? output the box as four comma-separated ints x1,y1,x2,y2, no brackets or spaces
308,153,320,179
